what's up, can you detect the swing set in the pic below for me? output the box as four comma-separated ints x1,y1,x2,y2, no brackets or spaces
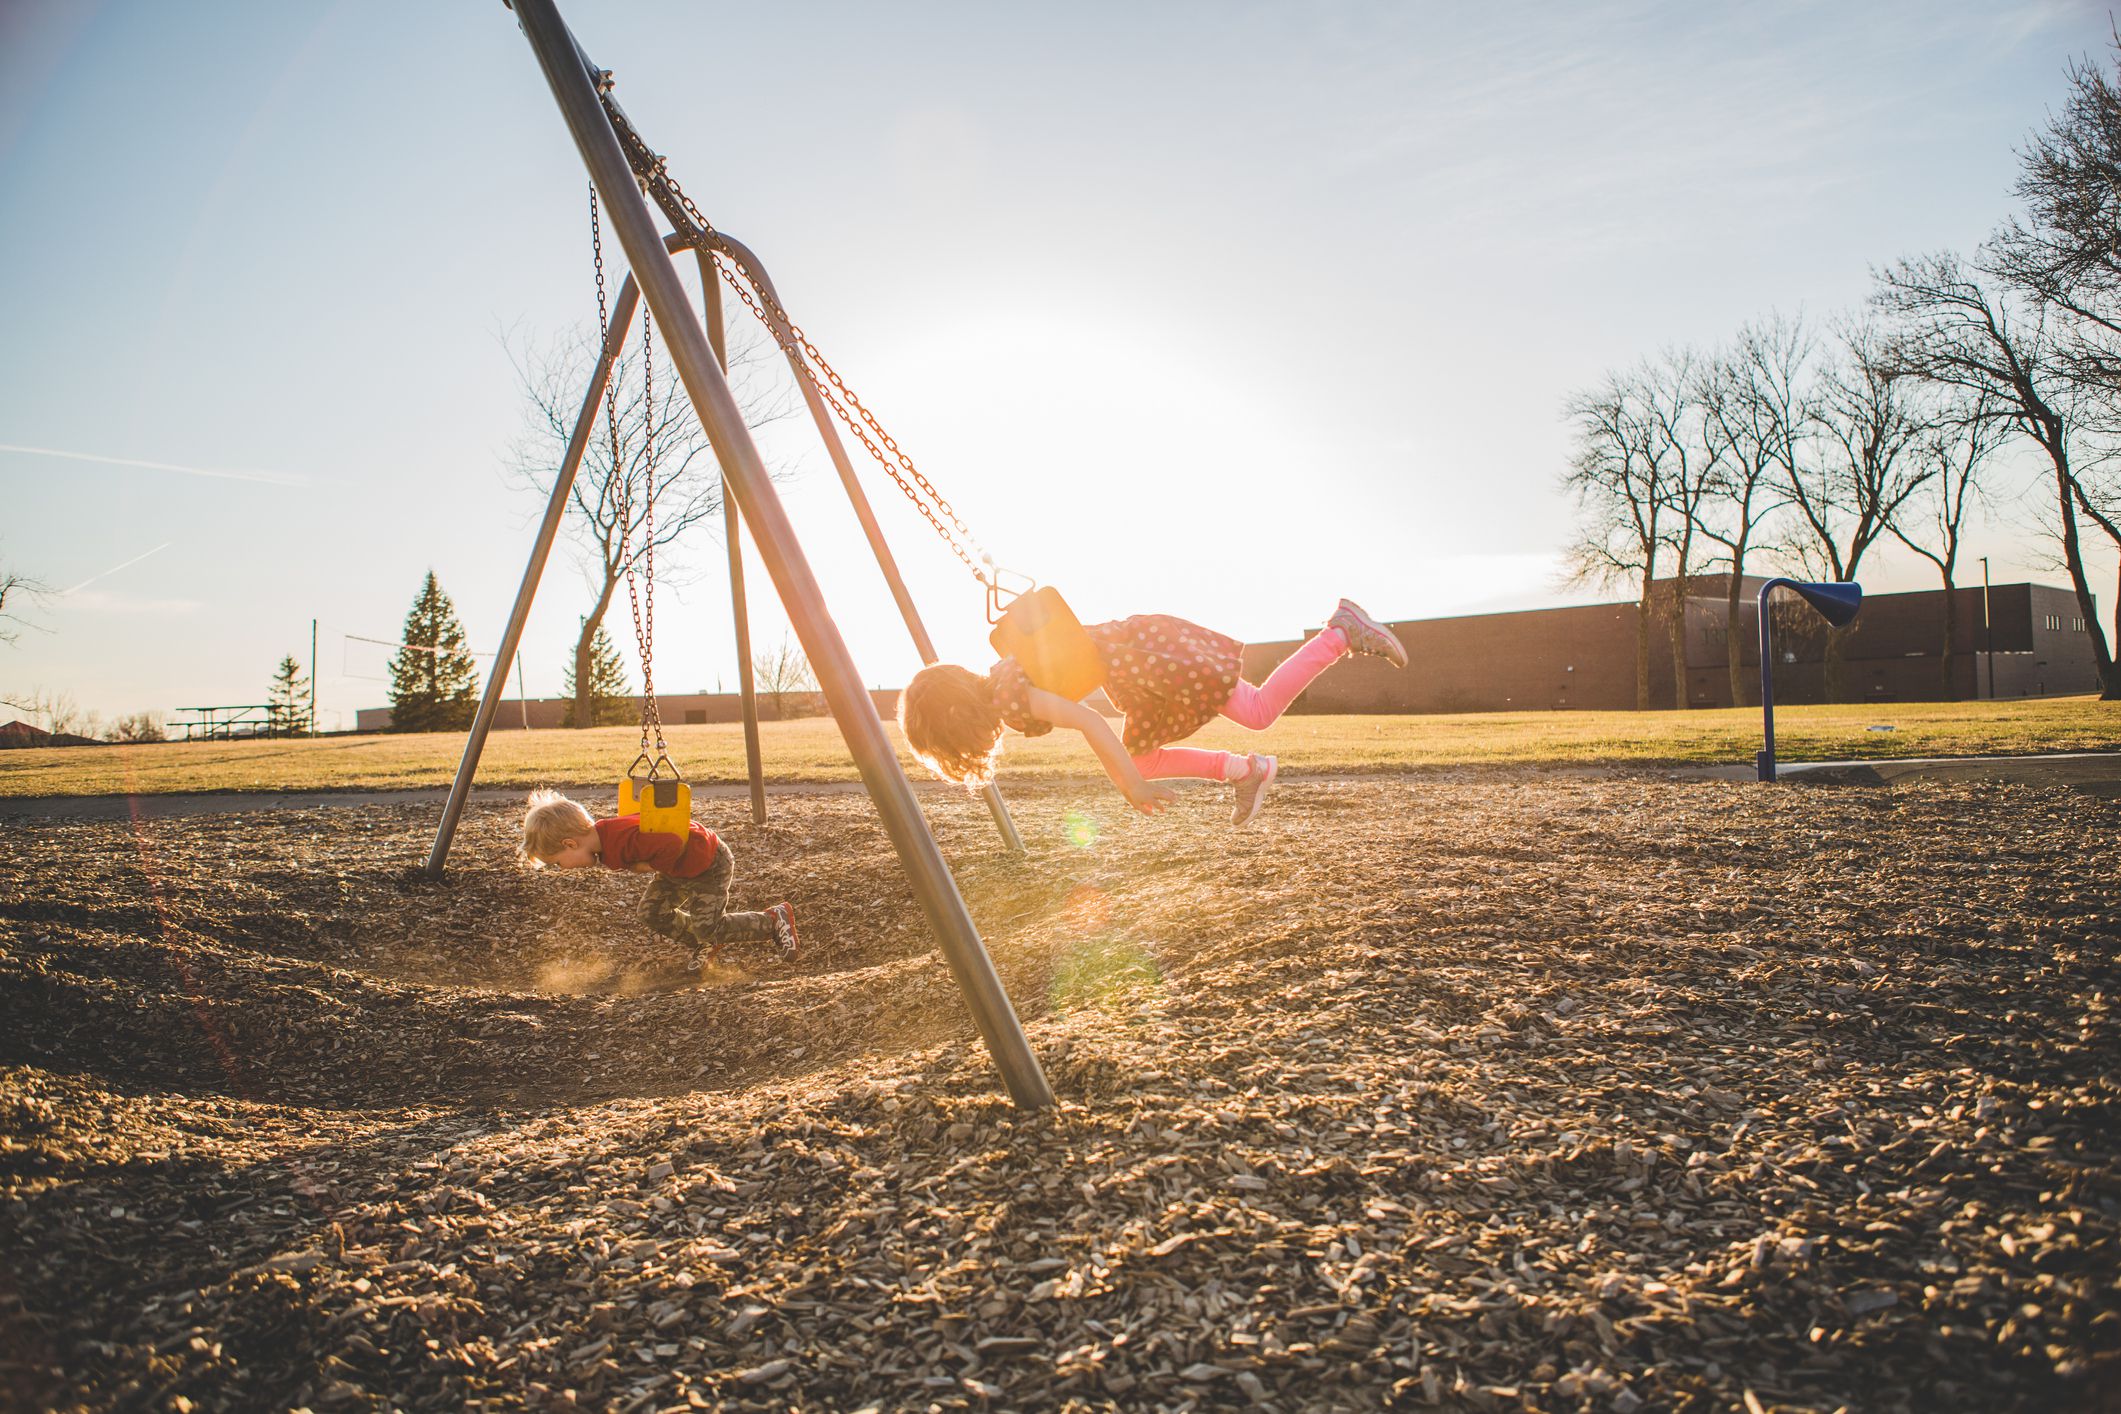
422,0,1093,1107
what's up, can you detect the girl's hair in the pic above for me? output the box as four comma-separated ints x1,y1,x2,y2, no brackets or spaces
899,663,1006,789
521,789,595,865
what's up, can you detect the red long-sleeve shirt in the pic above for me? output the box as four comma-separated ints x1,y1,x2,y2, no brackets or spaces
594,816,719,878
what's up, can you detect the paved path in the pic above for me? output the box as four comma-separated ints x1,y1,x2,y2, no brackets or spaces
1698,750,2121,798
5,752,2117,820
0,781,876,821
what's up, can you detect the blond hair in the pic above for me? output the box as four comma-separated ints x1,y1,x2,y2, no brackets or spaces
899,663,1006,790
521,789,595,865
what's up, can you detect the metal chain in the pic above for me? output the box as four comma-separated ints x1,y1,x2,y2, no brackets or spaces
639,305,664,754
592,185,662,757
713,252,991,585
597,93,993,588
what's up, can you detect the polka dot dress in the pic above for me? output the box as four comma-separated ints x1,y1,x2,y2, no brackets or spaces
989,614,1243,755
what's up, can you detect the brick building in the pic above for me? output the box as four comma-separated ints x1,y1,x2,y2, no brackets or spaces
1242,577,2105,713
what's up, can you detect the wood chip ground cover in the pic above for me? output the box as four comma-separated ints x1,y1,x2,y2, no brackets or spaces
1,777,2115,1412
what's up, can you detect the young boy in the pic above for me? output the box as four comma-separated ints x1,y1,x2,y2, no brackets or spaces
521,789,797,975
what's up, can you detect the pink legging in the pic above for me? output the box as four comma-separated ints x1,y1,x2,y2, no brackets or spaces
1129,627,1347,781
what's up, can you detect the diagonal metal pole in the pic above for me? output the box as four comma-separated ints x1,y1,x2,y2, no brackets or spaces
510,0,1052,1109
696,250,768,824
425,273,641,877
708,231,1024,855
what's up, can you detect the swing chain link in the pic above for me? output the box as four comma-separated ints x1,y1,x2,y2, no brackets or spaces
595,89,994,590
713,250,992,586
639,304,665,755
592,185,665,759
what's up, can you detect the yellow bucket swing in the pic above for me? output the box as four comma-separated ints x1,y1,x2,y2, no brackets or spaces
985,574,1105,702
619,749,690,837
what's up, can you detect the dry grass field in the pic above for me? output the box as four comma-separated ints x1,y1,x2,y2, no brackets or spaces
0,696,2115,798
3,773,2116,1411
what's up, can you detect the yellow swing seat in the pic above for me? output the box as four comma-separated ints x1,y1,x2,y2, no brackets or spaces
619,753,692,838
988,584,1106,702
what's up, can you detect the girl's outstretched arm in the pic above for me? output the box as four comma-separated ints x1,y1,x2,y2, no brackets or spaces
1024,687,1177,814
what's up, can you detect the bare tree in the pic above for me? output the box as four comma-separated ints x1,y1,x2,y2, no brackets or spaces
1993,41,2121,405
2,554,58,719
1646,347,1720,708
0,558,46,649
48,692,86,736
1562,367,1672,709
106,711,167,743
1876,250,2121,698
752,634,817,720
510,316,790,729
1,684,46,720
6,688,88,736
1694,316,1805,705
1782,316,1934,698
1888,392,2009,696
1988,39,2121,668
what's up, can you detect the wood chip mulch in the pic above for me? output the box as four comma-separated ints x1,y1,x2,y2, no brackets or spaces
1,774,2116,1412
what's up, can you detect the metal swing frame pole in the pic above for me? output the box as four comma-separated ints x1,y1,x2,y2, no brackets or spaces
424,273,642,877
696,251,768,824
1755,578,1789,783
511,0,1052,1108
707,232,1024,855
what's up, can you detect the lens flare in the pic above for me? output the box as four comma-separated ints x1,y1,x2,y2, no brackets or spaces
1062,809,1101,849
1061,883,1110,933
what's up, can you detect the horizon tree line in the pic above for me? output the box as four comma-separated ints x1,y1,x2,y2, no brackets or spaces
1564,40,2121,705
383,569,819,733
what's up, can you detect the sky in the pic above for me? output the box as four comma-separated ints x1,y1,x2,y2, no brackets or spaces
1,0,2114,729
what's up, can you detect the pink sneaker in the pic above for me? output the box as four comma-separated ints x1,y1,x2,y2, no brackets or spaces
1231,753,1278,827
1328,598,1406,668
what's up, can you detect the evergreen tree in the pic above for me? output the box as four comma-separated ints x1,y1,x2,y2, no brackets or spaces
387,570,479,732
561,625,634,726
267,654,310,736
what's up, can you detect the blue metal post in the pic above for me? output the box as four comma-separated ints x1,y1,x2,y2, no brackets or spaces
1753,577,1863,782
1756,579,1783,781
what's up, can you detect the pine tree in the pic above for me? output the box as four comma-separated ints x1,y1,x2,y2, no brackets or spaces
387,570,479,732
267,654,310,736
561,625,634,726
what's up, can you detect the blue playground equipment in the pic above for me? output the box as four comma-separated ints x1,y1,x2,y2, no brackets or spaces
1755,578,1863,782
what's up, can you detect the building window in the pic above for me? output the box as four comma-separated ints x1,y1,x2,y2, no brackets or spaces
2043,613,2062,631
2074,617,2086,632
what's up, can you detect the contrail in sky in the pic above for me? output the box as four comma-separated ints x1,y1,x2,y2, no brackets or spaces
60,541,175,596
0,442,309,487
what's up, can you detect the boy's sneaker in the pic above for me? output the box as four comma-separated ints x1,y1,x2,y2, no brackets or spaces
768,903,800,963
1328,598,1407,668
1231,753,1278,827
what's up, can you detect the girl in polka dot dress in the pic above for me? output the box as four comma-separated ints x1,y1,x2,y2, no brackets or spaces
899,599,1406,826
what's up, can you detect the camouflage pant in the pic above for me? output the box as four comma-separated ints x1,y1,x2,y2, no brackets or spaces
638,845,774,957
